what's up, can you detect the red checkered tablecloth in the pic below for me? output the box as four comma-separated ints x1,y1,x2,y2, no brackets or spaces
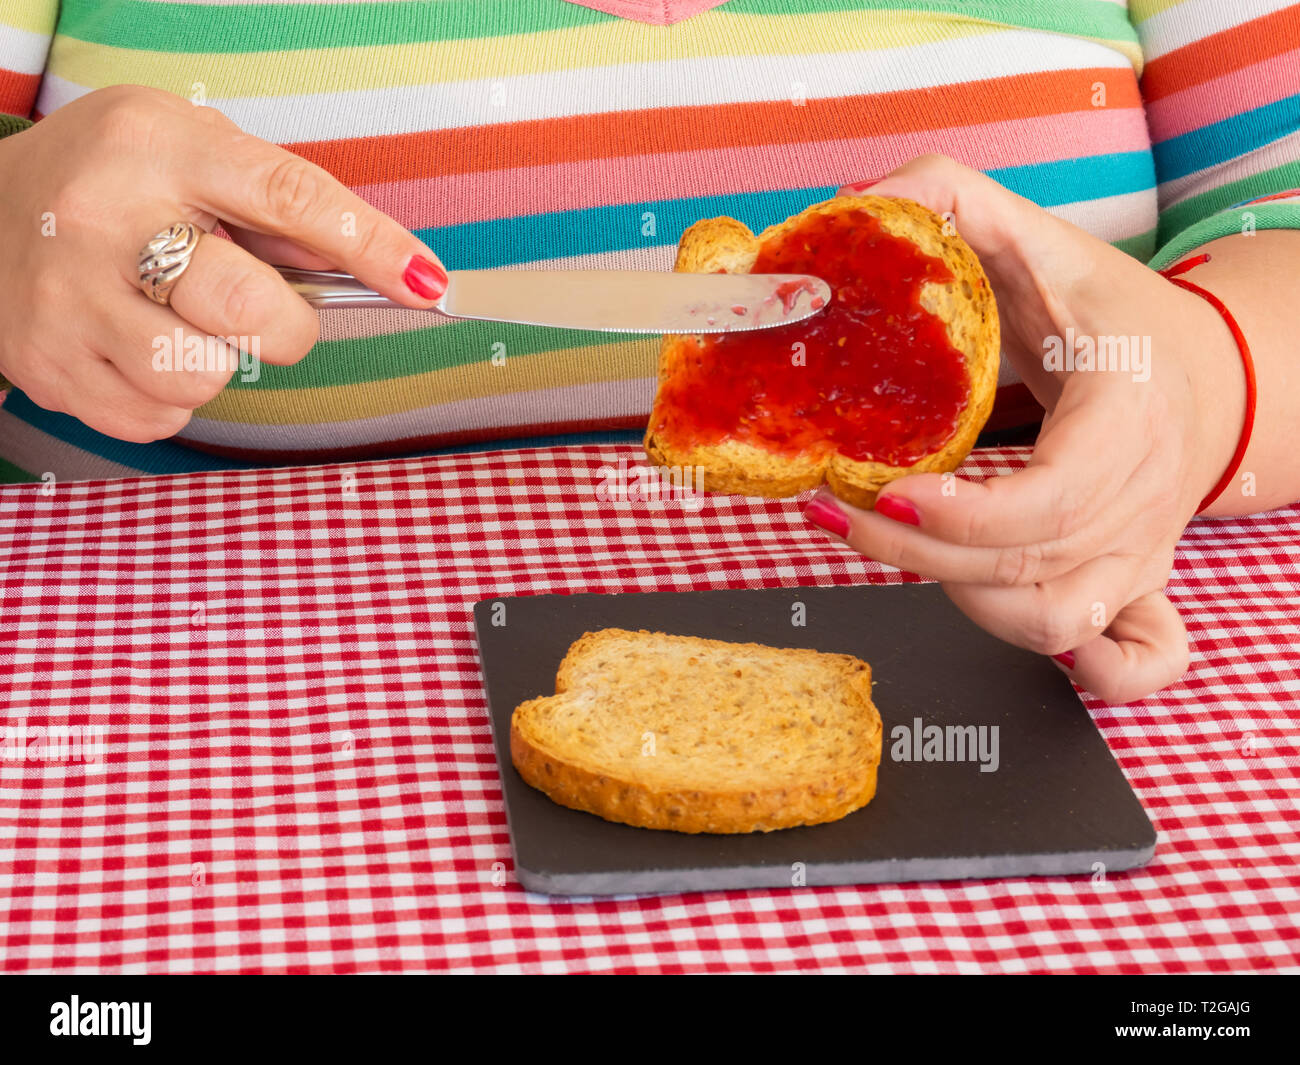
0,443,1296,973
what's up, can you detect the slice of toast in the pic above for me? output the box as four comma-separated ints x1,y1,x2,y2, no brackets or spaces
510,628,883,834
645,195,1000,508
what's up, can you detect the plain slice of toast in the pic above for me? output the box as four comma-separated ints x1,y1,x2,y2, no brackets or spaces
645,195,1000,509
510,628,883,834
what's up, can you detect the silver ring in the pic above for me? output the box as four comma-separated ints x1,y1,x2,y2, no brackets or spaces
137,221,201,305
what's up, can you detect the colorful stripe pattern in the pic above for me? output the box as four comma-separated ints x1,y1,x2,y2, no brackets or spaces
1132,0,1300,244
0,1,1293,481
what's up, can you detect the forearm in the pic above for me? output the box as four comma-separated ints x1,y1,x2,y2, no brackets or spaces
1170,230,1300,517
0,116,32,392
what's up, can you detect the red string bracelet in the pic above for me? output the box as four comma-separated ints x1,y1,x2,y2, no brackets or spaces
1158,253,1258,515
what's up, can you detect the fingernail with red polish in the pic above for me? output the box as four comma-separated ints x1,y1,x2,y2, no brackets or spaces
404,254,447,300
1051,651,1076,670
837,178,880,195
804,494,850,539
875,494,920,526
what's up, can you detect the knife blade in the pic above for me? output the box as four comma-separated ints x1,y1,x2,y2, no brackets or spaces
276,267,830,334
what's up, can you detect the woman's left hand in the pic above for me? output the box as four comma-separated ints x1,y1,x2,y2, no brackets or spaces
809,155,1247,703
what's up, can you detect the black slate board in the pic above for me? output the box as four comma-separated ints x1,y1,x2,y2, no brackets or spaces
473,584,1156,896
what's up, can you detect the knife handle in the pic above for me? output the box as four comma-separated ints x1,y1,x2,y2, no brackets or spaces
275,266,445,310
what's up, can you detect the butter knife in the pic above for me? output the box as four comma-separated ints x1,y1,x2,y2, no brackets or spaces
275,267,830,333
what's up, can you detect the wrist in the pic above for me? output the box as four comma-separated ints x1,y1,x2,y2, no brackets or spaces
1172,283,1249,514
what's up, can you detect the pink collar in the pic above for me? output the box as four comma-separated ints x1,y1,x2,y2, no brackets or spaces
564,0,732,25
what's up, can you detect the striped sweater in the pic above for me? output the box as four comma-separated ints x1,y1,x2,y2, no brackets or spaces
0,0,1298,482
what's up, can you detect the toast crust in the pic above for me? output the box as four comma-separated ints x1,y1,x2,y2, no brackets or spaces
645,196,1000,508
510,629,883,834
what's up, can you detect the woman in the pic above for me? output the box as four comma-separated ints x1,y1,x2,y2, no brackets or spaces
1,0,1298,702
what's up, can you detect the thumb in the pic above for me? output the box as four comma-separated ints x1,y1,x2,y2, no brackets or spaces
836,154,1041,269
838,153,1128,301
837,153,1107,400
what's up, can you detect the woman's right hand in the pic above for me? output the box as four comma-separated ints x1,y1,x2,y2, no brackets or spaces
0,84,449,442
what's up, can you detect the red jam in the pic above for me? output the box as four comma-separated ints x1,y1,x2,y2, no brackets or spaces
652,207,970,467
